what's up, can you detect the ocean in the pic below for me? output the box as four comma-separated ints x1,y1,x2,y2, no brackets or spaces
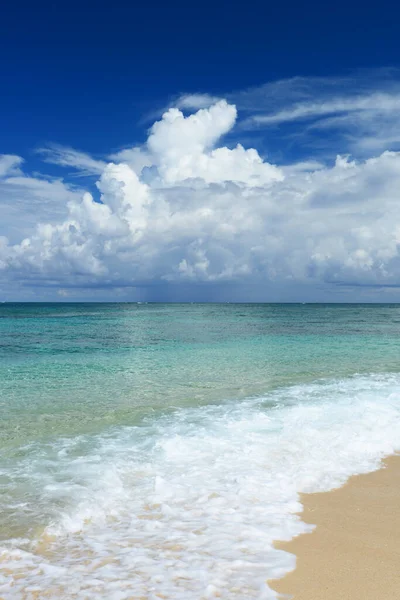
1,302,400,599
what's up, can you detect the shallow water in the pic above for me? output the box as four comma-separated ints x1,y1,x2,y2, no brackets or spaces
1,303,400,598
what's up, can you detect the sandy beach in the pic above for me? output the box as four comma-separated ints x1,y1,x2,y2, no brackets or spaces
271,454,400,599
3,303,400,597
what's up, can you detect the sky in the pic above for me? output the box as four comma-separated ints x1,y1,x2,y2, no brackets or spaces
1,0,400,302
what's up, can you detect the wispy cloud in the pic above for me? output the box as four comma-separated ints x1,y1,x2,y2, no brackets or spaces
140,93,223,127
37,144,106,175
230,70,400,157
0,155,23,177
242,93,400,127
175,93,222,110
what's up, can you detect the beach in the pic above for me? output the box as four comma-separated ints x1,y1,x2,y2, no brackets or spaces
1,303,400,598
271,455,400,599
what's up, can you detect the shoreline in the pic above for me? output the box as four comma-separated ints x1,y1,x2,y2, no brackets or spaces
270,454,400,599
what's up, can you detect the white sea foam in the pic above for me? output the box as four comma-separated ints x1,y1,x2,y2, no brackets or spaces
1,373,400,599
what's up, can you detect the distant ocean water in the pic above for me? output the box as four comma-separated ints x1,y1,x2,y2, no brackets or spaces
1,303,400,599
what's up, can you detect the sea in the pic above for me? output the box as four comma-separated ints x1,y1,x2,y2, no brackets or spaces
1,302,400,599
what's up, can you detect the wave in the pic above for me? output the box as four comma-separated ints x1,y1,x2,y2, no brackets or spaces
1,372,400,599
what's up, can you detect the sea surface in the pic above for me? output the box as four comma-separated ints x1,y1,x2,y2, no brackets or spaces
1,303,400,599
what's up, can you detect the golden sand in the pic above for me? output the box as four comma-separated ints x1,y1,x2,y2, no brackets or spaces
271,455,400,599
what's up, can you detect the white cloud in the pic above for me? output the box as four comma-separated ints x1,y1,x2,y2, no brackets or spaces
0,154,23,177
147,100,282,185
0,168,84,243
108,147,152,176
2,96,400,299
38,144,106,175
175,93,222,110
243,93,400,127
234,70,400,157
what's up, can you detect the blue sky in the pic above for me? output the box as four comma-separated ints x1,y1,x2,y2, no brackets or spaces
1,0,398,158
1,0,400,301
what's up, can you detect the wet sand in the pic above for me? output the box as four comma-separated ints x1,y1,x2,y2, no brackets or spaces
271,455,400,599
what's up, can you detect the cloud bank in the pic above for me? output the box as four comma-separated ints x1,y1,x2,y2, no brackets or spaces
2,74,400,301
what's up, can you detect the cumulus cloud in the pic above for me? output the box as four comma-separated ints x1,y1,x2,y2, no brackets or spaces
147,101,282,185
0,162,84,245
2,94,400,300
107,147,152,176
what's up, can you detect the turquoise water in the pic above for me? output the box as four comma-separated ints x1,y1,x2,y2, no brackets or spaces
1,303,400,599
2,302,399,445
